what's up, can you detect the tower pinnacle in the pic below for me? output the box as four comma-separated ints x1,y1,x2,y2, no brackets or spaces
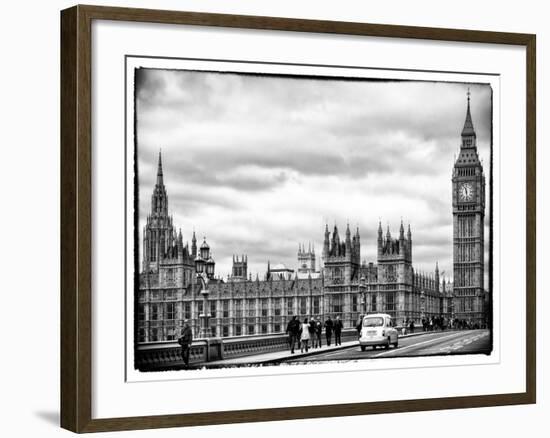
461,90,476,140
156,149,164,186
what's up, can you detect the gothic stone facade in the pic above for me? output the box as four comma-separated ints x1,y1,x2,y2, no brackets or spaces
452,93,488,327
137,96,487,343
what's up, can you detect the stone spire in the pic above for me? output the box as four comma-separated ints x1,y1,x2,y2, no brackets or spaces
456,90,481,165
191,230,197,257
461,89,476,141
156,149,164,186
345,223,352,254
151,149,168,217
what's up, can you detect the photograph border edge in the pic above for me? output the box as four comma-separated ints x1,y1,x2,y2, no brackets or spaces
60,4,536,433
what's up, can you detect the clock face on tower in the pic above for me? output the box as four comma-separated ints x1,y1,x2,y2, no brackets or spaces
459,182,474,202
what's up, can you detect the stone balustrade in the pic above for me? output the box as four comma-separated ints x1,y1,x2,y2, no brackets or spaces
136,328,360,371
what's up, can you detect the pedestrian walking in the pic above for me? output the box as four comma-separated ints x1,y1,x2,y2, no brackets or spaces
409,320,415,334
315,317,323,348
356,315,363,338
308,318,317,348
324,316,334,346
300,318,311,353
334,315,343,346
178,319,193,368
285,316,301,354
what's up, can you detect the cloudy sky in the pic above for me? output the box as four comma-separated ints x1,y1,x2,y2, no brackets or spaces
135,68,492,285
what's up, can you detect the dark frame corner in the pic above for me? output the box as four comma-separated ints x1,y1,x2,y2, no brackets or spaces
60,4,536,433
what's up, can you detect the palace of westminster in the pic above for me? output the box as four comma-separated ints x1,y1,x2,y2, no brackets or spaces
137,95,489,343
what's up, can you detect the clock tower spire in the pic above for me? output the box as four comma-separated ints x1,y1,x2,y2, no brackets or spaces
452,91,487,327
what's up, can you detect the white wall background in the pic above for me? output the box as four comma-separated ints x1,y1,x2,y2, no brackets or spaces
0,0,545,436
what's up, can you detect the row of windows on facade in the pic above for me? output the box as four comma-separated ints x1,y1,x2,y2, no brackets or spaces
454,288,483,296
456,168,478,176
140,323,287,342
137,294,422,322
137,295,450,342
455,243,482,263
141,281,440,302
454,296,482,313
457,215,481,238
138,289,452,321
138,294,448,343
454,267,483,287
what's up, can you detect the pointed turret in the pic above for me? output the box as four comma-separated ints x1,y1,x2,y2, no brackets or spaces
156,149,164,186
323,224,330,258
332,225,340,256
177,229,183,257
377,221,383,258
461,89,476,139
150,150,169,218
191,230,197,257
142,150,174,272
345,223,352,255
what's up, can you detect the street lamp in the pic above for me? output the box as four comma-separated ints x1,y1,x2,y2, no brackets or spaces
450,293,455,329
359,275,367,315
195,238,215,339
420,290,426,319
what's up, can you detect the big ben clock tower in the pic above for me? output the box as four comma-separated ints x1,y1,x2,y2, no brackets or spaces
452,91,486,327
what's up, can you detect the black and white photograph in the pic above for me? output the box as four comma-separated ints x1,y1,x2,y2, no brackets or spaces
133,65,493,372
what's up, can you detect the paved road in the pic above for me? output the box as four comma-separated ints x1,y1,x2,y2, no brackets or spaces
283,329,492,363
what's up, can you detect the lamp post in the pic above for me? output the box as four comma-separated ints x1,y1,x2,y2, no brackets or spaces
359,275,367,315
420,290,426,322
450,293,455,329
195,238,215,339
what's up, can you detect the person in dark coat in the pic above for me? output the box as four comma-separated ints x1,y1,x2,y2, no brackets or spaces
409,320,415,334
324,316,334,346
315,317,323,348
356,315,363,338
308,318,317,348
178,319,193,368
333,316,343,346
286,316,301,354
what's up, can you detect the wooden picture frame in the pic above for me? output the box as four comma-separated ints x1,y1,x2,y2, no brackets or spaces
60,4,536,433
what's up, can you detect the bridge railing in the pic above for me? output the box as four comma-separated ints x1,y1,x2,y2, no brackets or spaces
135,328,360,371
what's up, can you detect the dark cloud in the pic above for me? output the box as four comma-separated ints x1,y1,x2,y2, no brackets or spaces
135,68,167,105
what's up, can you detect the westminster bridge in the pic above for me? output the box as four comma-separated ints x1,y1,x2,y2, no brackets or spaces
135,328,490,371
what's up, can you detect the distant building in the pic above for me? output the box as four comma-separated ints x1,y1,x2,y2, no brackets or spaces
267,262,294,281
228,255,248,282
